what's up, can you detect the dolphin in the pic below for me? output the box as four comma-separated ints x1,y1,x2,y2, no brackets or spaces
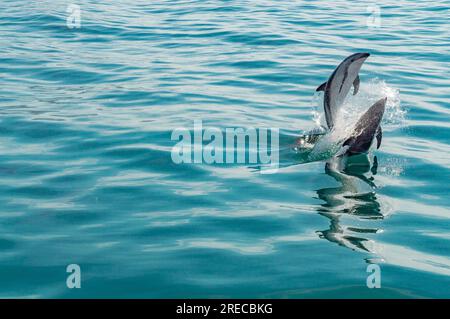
337,97,386,157
316,52,371,129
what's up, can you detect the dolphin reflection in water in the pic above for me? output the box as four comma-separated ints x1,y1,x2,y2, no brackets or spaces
315,154,384,253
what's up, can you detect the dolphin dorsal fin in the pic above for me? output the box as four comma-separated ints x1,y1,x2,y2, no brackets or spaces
316,81,327,92
353,75,360,95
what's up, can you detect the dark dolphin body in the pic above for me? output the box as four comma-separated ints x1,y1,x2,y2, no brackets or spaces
316,52,371,129
340,97,386,156
297,97,386,155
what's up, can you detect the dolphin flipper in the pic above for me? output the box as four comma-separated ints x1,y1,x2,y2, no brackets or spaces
376,126,382,149
353,75,360,95
316,82,327,92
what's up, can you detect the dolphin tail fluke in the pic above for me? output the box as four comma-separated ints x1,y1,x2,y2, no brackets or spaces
316,81,327,92
353,75,360,95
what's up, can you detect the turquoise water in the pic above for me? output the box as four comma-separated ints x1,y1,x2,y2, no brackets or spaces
0,0,449,298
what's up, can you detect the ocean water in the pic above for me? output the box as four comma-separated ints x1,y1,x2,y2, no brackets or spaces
0,0,449,298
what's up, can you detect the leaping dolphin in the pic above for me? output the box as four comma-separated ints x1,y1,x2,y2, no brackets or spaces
316,52,371,129
337,97,386,157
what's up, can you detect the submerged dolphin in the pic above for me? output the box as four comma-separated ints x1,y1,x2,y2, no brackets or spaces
316,52,371,129
338,97,386,157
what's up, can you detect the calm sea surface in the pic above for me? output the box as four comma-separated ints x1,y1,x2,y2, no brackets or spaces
0,0,449,298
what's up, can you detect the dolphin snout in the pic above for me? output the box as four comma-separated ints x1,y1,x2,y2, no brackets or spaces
355,52,370,60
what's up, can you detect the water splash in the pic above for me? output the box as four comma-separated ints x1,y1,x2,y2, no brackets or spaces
345,78,406,128
301,78,405,162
